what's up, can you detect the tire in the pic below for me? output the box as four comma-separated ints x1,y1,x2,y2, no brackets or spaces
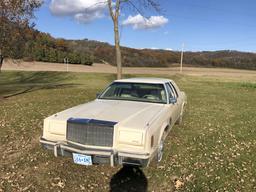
157,139,164,163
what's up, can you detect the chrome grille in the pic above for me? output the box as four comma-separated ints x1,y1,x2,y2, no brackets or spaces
66,118,117,147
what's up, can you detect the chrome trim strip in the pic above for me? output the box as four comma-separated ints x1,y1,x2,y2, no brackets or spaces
118,150,150,156
40,138,115,166
118,152,150,159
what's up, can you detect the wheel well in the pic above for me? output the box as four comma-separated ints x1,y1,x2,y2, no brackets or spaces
180,102,186,116
162,118,172,140
164,125,169,132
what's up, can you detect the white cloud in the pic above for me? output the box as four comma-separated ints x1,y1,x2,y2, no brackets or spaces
49,1,169,27
74,11,104,23
122,14,168,29
49,0,107,23
165,48,173,51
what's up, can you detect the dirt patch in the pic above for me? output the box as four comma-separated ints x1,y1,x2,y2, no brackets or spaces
2,60,256,82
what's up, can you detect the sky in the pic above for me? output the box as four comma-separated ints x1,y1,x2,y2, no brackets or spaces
34,0,256,52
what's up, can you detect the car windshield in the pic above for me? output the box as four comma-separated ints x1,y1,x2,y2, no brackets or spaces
99,82,167,104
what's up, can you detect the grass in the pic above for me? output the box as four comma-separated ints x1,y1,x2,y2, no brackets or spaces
0,71,255,192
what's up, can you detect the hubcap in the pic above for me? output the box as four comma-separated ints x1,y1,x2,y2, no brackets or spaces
157,140,164,162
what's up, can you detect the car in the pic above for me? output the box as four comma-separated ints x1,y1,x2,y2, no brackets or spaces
40,78,187,167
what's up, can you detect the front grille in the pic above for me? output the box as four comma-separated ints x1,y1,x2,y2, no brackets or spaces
66,118,117,147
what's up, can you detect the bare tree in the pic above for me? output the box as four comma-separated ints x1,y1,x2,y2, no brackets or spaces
107,0,122,79
0,0,41,72
107,0,160,79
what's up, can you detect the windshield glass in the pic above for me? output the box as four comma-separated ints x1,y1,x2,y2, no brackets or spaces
99,82,167,104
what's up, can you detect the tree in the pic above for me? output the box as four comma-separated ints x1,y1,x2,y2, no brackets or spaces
107,0,160,79
0,0,42,72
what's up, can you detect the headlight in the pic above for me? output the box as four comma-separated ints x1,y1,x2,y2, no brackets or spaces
118,130,144,146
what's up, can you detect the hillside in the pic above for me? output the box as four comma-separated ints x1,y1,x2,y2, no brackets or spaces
4,26,256,70
67,39,256,70
184,51,256,69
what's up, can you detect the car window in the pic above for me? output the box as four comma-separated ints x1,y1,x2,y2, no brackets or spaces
165,83,175,98
99,82,167,104
169,82,179,98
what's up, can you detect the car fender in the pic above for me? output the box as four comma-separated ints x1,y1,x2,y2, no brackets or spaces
158,118,171,145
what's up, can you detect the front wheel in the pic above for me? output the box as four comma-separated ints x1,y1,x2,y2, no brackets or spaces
157,139,164,162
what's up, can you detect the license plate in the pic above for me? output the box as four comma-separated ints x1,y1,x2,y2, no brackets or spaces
73,153,92,166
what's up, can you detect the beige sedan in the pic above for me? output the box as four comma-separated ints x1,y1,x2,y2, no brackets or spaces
40,78,187,167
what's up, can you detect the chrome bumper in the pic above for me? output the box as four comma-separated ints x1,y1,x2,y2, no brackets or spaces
40,138,150,167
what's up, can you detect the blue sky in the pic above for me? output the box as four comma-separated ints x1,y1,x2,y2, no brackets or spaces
34,0,256,52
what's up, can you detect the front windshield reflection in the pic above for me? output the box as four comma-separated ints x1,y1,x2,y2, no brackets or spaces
99,82,167,104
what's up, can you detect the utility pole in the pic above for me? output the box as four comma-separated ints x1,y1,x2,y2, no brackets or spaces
180,43,185,73
64,58,69,72
67,58,69,72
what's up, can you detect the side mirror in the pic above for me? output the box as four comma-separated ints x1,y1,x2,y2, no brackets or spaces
96,93,100,98
169,97,177,104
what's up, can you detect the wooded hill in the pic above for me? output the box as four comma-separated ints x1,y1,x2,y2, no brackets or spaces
6,28,256,70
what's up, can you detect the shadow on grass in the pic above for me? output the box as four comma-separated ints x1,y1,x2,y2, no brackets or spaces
110,166,148,192
0,71,78,98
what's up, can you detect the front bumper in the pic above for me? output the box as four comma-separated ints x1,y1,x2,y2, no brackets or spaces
40,138,150,167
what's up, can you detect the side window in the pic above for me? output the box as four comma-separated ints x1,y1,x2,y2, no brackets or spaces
165,83,175,98
169,82,179,98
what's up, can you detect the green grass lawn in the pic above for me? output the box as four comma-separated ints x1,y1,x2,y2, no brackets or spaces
0,71,255,192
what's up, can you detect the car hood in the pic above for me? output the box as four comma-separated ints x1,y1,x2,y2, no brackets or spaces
49,99,165,130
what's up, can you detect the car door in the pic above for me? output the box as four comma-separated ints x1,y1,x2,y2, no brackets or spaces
165,82,180,124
